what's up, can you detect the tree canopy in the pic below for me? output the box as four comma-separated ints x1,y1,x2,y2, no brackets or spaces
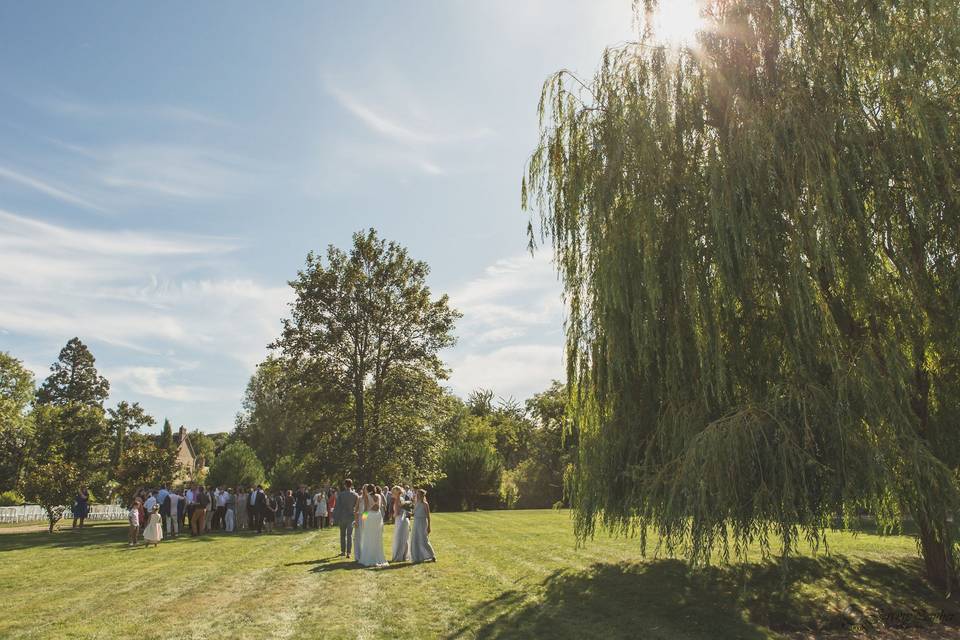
272,228,460,481
207,442,265,488
525,0,960,590
0,353,35,491
107,401,155,469
20,457,81,533
35,338,110,408
113,439,177,501
158,419,174,451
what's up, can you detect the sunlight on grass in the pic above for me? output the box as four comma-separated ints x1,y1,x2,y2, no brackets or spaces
0,510,955,639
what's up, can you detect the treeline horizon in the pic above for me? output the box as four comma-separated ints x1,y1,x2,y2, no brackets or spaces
0,228,573,522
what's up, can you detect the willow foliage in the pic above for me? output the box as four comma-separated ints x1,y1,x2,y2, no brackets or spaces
524,0,960,589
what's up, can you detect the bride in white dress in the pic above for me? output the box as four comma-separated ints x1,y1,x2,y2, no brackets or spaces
356,484,387,567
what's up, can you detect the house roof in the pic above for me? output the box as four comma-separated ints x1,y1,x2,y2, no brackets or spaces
176,428,196,460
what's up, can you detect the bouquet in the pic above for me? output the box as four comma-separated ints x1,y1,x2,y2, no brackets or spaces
400,499,414,518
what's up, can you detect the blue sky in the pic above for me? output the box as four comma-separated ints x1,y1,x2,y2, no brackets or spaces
0,1,636,432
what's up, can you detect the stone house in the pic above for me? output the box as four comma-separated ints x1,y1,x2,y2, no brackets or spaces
174,426,204,483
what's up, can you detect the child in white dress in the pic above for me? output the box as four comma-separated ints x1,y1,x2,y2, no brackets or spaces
143,504,164,547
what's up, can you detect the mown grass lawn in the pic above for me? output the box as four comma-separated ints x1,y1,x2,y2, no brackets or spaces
0,510,957,639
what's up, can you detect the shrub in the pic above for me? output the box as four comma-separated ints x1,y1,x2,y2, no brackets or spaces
434,441,502,511
268,454,305,491
0,490,23,506
207,442,266,488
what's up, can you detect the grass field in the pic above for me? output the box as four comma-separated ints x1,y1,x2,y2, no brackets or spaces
0,510,957,639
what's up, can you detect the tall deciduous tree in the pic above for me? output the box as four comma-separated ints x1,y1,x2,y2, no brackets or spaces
515,381,574,508
188,430,217,468
114,440,177,502
35,338,109,408
234,357,322,470
274,228,460,480
28,404,110,495
20,402,108,527
20,456,81,533
0,352,35,491
525,0,960,590
107,401,155,469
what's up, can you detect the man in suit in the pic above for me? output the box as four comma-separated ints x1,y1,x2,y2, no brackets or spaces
333,479,358,558
247,485,258,530
293,484,308,529
253,485,266,533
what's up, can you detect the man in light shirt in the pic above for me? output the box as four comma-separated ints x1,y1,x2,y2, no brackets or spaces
144,490,158,514
214,486,227,530
165,491,181,537
157,485,169,505
223,488,235,532
185,486,196,528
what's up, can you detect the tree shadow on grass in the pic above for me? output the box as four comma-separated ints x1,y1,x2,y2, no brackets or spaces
0,522,129,551
0,523,300,551
285,555,342,566
446,557,960,640
307,559,416,573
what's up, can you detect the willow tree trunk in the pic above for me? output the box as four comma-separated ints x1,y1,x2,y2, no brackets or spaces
916,517,959,594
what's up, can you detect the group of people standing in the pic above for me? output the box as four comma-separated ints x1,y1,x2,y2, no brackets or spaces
126,483,338,544
331,479,437,567
122,480,437,568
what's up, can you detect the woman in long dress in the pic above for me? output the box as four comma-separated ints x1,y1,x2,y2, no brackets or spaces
410,489,436,563
283,490,295,528
390,486,409,562
357,484,388,567
72,486,89,529
314,488,327,529
235,487,248,531
353,485,369,560
264,493,277,533
224,490,235,532
143,504,164,547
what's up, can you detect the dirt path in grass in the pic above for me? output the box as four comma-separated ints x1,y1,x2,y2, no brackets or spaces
0,523,50,533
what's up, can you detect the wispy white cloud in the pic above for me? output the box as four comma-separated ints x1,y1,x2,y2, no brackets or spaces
0,165,105,212
35,96,231,128
445,251,565,399
0,209,238,259
325,84,495,177
330,87,435,145
447,344,563,400
106,366,227,403
96,144,257,200
0,209,287,364
330,86,493,146
451,252,563,333
1,139,257,210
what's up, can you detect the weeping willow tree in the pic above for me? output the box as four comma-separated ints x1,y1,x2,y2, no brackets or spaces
524,0,960,591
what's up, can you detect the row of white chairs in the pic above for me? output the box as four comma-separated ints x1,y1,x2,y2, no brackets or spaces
0,504,128,524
